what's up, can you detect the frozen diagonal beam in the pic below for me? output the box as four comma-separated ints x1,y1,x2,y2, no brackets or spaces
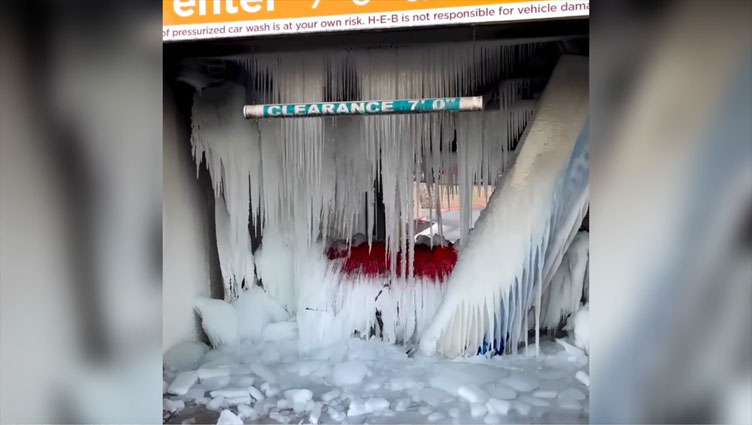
419,55,589,358
243,96,483,118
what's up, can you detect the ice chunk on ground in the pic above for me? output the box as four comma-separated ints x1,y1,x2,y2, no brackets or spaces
388,376,420,391
346,397,390,417
418,405,434,415
558,387,586,401
329,407,344,421
381,409,396,417
251,363,277,384
201,376,231,391
487,398,511,415
206,396,224,411
268,411,290,424
420,387,453,406
216,409,243,425
347,400,369,417
365,398,389,411
198,367,231,380
164,341,209,371
284,389,313,404
394,398,411,412
163,398,185,413
277,399,292,409
194,297,239,348
555,338,586,359
536,366,571,380
458,384,489,403
233,286,290,342
471,403,488,417
321,388,341,402
296,360,327,377
559,400,582,410
332,361,369,386
484,413,501,424
503,374,539,392
429,371,463,395
485,383,518,400
363,380,381,391
533,390,558,399
248,385,265,401
262,321,298,341
310,404,322,424
237,404,258,420
181,418,196,424
462,364,509,383
575,370,589,387
513,401,532,415
260,346,281,363
264,387,280,397
230,375,255,387
428,411,446,422
297,400,316,413
210,388,250,398
225,395,252,406
168,371,199,395
521,395,550,407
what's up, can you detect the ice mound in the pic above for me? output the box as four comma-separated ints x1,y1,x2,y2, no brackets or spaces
332,361,369,386
194,285,290,348
194,297,239,348
163,341,209,371
568,303,589,354
234,285,289,342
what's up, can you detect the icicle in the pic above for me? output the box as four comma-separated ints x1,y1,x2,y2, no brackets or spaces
214,195,255,301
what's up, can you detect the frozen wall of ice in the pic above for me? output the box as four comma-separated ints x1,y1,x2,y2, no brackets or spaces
188,42,562,352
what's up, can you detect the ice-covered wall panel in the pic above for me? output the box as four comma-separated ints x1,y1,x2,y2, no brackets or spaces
164,85,212,351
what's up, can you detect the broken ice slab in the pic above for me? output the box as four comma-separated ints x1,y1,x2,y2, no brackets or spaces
168,371,199,395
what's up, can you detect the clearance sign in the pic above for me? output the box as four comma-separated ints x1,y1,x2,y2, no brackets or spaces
163,0,589,41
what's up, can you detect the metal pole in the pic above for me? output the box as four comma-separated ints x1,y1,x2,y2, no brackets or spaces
243,96,483,119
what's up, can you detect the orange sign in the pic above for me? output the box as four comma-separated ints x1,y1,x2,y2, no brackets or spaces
163,0,588,41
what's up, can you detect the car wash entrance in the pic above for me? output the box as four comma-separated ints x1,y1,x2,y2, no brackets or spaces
163,2,590,423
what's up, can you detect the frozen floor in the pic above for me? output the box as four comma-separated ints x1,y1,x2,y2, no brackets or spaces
163,330,588,424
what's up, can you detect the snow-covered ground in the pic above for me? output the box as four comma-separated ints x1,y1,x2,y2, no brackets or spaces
163,328,588,424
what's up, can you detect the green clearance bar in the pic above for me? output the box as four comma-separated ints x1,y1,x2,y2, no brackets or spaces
243,96,483,118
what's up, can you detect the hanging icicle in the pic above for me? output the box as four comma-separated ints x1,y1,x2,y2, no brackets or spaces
191,83,260,300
